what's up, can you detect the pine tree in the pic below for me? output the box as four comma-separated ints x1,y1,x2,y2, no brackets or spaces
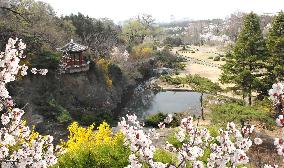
266,11,284,83
220,12,267,105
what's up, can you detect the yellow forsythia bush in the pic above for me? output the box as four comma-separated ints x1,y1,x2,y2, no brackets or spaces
54,122,130,168
131,45,153,60
96,58,113,88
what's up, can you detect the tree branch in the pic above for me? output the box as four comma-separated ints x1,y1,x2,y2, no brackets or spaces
0,6,30,23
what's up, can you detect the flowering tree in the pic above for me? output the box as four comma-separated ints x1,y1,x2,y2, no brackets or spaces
118,81,284,168
118,114,167,168
0,38,57,167
269,82,284,115
119,113,265,168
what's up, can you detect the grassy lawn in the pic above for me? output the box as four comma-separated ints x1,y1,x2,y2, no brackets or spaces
173,46,226,65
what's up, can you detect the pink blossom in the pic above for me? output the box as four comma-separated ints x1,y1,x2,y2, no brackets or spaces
254,138,263,145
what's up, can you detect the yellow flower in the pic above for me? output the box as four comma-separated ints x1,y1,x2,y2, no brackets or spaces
62,121,124,153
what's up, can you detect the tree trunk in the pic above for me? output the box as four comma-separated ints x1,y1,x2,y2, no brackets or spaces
249,93,252,106
248,91,252,106
248,83,252,106
200,92,204,120
242,92,245,104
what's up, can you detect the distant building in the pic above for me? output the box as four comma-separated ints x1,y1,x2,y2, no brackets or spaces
57,39,90,74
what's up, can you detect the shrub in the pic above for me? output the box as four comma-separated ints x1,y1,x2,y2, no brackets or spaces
55,122,130,168
160,75,222,94
30,50,61,70
166,132,183,148
144,112,189,128
213,56,220,61
221,57,226,61
163,37,183,47
153,148,178,165
108,64,123,83
154,49,186,70
130,42,155,60
208,56,213,59
97,58,113,88
57,111,72,123
48,99,72,123
144,112,167,127
209,103,275,129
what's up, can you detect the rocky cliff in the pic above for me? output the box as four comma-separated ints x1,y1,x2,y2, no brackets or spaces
7,63,132,142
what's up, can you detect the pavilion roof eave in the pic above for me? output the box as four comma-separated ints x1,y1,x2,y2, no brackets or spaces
57,39,88,53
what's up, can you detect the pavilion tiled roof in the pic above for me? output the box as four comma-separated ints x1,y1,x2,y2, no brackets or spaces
57,39,88,53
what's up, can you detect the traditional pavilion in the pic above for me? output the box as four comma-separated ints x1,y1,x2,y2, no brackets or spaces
57,39,89,73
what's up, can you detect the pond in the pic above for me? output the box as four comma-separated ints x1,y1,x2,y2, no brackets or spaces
122,83,207,119
144,91,204,115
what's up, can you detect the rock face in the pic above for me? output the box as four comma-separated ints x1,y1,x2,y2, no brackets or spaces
7,63,131,142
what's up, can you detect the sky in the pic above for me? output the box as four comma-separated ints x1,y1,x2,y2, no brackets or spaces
40,0,284,23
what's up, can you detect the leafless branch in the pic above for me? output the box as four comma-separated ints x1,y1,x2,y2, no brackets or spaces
0,6,30,23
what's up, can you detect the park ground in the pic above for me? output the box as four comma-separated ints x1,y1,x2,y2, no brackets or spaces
152,45,284,167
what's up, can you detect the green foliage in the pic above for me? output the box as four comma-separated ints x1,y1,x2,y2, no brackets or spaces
144,112,166,127
154,49,186,70
108,64,123,84
262,11,284,96
154,148,178,165
55,122,130,168
122,15,160,48
165,126,219,166
96,58,113,88
57,111,72,123
79,110,116,126
220,12,268,105
160,75,222,94
90,143,130,167
48,99,72,123
205,125,220,138
213,56,220,61
30,50,60,70
0,0,75,57
79,113,97,126
166,132,184,148
208,56,213,59
64,13,119,58
163,37,183,47
221,57,226,61
130,42,155,60
209,103,275,129
144,112,183,128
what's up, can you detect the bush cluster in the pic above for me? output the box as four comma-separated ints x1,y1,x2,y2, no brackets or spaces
144,112,189,128
55,122,130,168
209,102,275,129
96,58,113,88
160,75,222,94
213,56,220,61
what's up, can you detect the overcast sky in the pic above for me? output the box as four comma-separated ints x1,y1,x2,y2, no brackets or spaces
39,0,284,22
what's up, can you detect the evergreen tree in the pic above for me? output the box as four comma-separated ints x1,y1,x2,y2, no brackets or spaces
220,12,267,105
266,11,284,83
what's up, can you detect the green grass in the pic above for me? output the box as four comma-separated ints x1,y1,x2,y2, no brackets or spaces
154,148,178,165
209,102,275,129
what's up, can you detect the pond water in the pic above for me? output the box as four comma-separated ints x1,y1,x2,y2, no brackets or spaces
144,91,204,115
122,83,207,118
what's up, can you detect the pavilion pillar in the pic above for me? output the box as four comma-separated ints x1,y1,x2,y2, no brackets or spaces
80,53,82,65
73,54,75,65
